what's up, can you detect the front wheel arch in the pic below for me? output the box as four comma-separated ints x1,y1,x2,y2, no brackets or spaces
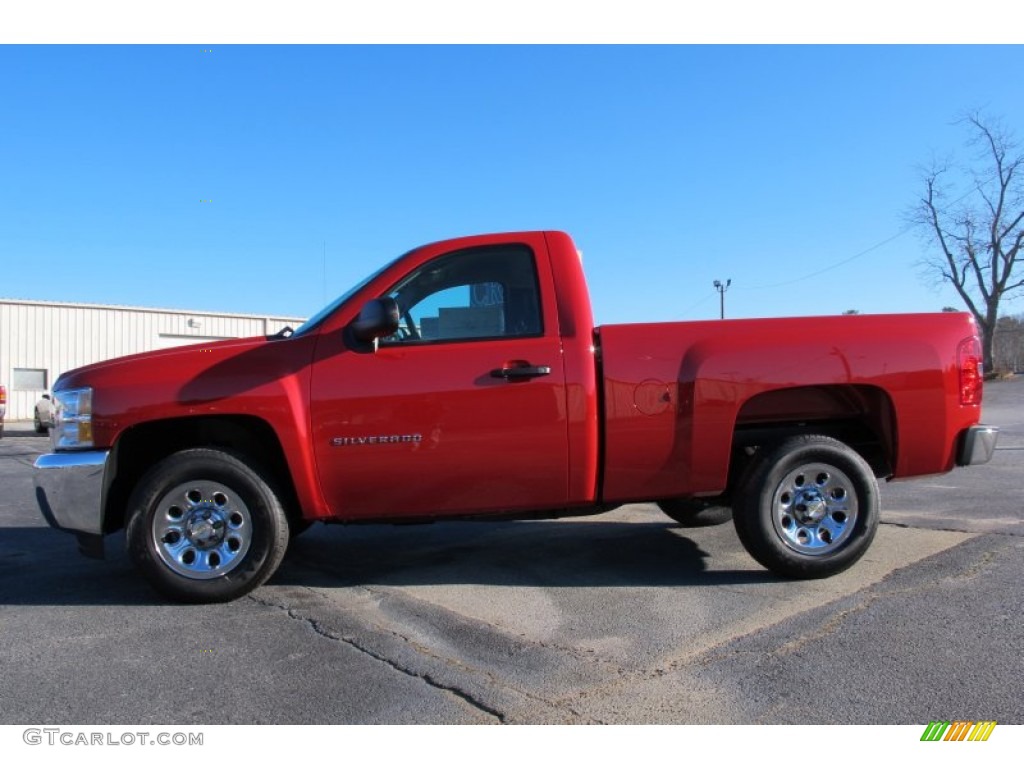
102,415,304,535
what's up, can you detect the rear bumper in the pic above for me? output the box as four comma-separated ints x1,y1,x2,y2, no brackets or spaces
956,425,999,466
34,451,111,557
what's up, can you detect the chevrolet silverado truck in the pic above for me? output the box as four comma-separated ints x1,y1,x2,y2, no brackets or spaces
34,231,999,603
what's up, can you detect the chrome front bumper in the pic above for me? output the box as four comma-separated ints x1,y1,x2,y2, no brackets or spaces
34,451,111,556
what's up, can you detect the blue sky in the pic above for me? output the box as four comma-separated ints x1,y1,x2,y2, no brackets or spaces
2,44,1023,324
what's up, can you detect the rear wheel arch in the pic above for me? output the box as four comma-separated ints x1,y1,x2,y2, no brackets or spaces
729,384,898,482
677,385,896,539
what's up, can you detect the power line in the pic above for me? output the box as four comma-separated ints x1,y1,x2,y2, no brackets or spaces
742,183,982,293
676,293,716,318
674,183,984,317
746,226,914,291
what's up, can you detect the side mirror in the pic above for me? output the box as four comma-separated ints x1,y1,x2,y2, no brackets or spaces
348,297,400,344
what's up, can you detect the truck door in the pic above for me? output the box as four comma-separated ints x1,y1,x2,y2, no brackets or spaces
309,240,570,519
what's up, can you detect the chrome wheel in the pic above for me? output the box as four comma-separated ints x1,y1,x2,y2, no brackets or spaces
151,480,252,579
733,435,879,579
772,463,857,555
127,448,290,602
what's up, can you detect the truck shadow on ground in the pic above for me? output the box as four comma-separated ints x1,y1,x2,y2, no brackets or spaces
279,518,781,590
0,519,780,606
0,529,159,606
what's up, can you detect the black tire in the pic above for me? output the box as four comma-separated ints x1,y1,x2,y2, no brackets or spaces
34,410,46,434
125,448,290,603
732,435,879,579
657,498,732,527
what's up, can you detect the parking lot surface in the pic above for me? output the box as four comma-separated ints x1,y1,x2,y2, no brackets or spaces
1,378,1022,724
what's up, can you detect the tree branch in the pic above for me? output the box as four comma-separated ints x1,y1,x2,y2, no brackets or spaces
1000,208,1024,242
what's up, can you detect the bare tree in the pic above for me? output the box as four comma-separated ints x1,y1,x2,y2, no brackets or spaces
993,313,1024,374
914,113,1024,372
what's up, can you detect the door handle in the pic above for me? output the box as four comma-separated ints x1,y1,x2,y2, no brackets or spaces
490,364,552,380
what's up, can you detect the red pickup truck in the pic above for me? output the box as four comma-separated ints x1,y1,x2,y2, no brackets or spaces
34,230,998,603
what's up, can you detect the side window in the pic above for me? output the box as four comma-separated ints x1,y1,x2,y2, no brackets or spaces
381,245,542,345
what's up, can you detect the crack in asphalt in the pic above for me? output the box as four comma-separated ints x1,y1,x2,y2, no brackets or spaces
354,582,625,673
880,520,1023,537
278,550,629,676
339,584,608,723
948,548,1000,580
247,592,507,723
318,584,602,722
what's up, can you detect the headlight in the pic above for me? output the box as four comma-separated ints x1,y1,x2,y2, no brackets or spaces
52,387,94,449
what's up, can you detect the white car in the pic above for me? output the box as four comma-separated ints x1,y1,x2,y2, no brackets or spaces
34,393,56,433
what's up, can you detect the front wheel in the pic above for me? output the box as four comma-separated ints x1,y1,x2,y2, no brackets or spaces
732,435,879,579
125,448,290,603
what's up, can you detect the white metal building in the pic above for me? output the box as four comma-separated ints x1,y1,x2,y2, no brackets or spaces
0,299,305,421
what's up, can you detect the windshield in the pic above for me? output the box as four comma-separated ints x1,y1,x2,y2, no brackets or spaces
292,253,406,337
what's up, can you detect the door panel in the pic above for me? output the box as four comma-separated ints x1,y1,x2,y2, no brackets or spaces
309,242,570,519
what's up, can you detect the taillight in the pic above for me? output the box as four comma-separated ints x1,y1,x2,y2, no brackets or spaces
957,337,983,406
0,385,6,405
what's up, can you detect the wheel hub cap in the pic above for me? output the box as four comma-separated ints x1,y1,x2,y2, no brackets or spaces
772,463,859,556
794,490,828,524
185,511,226,548
151,481,253,580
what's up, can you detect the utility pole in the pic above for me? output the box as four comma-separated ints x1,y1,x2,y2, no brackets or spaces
713,279,731,319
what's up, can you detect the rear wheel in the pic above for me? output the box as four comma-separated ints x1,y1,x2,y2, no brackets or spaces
125,448,289,603
657,498,732,527
733,435,879,579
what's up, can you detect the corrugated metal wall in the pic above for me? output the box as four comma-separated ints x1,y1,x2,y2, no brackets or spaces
0,300,305,421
